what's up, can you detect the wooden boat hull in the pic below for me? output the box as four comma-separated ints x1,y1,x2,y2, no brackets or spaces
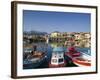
72,57,91,67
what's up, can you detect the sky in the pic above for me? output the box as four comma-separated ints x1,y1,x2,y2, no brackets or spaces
23,10,91,33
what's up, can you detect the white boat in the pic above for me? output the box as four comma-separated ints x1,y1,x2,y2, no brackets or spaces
49,47,66,68
72,52,91,67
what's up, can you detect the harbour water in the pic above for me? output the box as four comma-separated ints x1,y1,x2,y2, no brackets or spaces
23,42,90,69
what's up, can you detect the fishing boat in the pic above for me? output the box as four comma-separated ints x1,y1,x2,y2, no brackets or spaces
66,47,91,67
49,47,66,68
23,55,47,69
72,52,91,67
23,48,47,69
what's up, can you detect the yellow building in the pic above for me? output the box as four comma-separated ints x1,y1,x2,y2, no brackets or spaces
50,31,61,37
84,33,91,39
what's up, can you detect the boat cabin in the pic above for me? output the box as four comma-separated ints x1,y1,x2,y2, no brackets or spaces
51,47,65,65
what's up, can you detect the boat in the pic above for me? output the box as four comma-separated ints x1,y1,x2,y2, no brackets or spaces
23,55,47,69
23,48,47,69
66,47,91,67
66,47,81,57
72,53,91,67
49,47,66,68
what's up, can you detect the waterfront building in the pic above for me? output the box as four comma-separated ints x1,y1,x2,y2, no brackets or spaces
74,32,82,40
50,31,61,37
84,33,91,39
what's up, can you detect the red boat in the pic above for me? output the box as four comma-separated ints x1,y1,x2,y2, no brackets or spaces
66,47,80,58
72,57,91,66
66,47,91,67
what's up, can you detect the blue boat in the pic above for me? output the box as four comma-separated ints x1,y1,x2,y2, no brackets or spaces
23,56,47,69
23,48,47,69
